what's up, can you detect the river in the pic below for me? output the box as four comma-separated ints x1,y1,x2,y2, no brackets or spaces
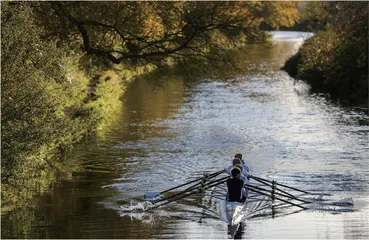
2,31,369,239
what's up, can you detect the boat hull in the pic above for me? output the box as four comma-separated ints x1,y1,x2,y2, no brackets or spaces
226,201,247,225
220,198,248,226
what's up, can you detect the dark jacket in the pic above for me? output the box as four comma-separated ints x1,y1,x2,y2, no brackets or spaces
226,178,245,202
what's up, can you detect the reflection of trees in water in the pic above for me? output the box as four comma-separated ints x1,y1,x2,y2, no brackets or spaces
2,173,160,239
121,75,185,125
136,41,300,86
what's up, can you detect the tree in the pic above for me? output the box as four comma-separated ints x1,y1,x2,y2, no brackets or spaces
258,1,300,30
283,1,368,105
34,1,272,66
1,2,61,179
1,2,89,181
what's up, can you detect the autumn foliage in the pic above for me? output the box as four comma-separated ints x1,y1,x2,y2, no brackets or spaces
283,1,368,105
41,1,301,65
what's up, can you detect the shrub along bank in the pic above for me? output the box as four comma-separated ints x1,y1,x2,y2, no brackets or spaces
1,3,151,210
282,2,368,106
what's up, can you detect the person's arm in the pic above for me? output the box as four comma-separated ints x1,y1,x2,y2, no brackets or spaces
240,175,247,183
225,166,232,175
242,164,249,173
241,188,247,198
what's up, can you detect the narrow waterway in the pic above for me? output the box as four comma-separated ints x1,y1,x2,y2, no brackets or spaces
2,32,368,239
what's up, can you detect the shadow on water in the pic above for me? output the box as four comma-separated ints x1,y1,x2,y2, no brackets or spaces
137,41,302,88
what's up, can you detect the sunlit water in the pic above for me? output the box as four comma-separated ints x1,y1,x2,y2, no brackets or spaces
2,32,368,239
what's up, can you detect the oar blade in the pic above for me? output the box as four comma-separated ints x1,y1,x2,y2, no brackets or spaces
144,192,161,200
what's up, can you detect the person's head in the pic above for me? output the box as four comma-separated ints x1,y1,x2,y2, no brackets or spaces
235,153,242,160
234,164,243,173
231,167,241,178
232,158,241,166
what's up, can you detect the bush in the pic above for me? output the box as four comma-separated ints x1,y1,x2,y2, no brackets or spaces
1,2,128,208
282,24,368,106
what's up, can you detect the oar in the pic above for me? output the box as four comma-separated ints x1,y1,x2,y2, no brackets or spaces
249,175,331,196
247,184,312,204
248,184,344,210
249,178,302,199
152,174,228,204
153,176,229,204
152,178,228,208
144,169,225,199
244,185,307,210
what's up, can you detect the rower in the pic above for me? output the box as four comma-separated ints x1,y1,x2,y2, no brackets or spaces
235,153,249,173
226,167,247,203
226,158,248,182
234,163,249,185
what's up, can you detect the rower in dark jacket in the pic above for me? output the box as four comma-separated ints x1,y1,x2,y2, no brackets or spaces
226,167,247,203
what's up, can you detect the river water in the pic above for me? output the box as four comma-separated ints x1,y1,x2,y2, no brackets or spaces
2,32,369,239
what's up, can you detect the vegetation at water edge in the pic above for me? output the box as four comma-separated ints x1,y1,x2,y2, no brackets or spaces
282,2,368,106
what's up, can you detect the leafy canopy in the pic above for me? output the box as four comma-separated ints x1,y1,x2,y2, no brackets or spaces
39,1,300,65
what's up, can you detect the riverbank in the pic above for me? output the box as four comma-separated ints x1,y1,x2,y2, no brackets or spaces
282,11,368,107
1,62,153,213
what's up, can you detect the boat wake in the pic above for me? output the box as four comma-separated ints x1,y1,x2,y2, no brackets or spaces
120,200,154,213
